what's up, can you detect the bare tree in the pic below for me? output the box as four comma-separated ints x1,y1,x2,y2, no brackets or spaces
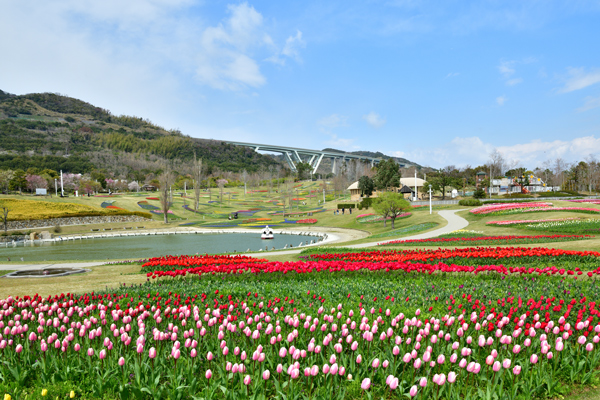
217,179,228,207
193,154,203,211
585,155,599,193
159,165,175,224
240,170,250,198
1,207,9,233
552,158,569,190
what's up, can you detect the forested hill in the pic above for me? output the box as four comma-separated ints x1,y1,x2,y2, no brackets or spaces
321,148,420,168
0,91,281,176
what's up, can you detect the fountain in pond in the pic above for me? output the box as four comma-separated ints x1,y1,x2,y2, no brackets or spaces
2,268,90,278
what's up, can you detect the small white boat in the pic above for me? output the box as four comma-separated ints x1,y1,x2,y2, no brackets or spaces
261,225,274,240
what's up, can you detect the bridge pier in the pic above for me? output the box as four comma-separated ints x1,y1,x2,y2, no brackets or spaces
222,140,382,174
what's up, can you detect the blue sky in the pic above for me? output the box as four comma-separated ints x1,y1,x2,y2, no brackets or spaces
1,0,600,169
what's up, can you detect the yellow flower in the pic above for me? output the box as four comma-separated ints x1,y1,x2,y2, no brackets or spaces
42,388,48,396
70,391,75,398
4,394,12,400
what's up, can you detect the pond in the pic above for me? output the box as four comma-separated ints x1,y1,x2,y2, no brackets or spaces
0,232,321,262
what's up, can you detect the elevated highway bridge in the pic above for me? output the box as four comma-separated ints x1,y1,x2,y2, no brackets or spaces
221,141,382,173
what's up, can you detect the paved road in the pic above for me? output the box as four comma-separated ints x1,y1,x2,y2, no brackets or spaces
0,210,469,269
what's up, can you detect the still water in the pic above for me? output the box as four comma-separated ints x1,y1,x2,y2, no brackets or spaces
0,233,318,261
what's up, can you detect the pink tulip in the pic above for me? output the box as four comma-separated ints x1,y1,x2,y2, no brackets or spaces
448,371,457,383
87,348,94,357
409,385,418,397
244,375,251,385
361,378,371,390
356,354,362,364
311,365,319,376
323,364,330,374
513,365,522,375
149,347,157,359
263,370,270,380
419,377,427,387
503,359,511,369
330,363,339,375
493,361,501,372
530,354,538,364
205,369,212,380
207,351,214,361
277,364,283,374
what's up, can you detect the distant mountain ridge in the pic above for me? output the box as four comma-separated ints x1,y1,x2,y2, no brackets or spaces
0,90,280,176
321,148,419,168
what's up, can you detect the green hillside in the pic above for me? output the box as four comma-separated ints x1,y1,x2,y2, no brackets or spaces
0,91,280,175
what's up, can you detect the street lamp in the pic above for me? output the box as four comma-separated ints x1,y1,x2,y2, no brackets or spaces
429,185,432,215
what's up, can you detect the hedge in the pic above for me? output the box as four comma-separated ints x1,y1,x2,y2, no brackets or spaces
458,199,482,206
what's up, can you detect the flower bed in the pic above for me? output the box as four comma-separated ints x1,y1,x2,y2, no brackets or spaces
488,218,600,234
137,200,159,210
306,246,600,270
295,218,317,224
486,218,580,226
471,202,600,216
357,212,411,223
470,202,552,215
146,197,159,201
3,259,600,399
380,234,592,246
0,198,146,220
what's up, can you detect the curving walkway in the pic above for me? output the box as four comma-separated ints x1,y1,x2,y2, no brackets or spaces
349,209,469,248
0,210,470,269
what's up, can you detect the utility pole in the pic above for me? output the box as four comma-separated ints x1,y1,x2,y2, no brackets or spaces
414,170,418,201
60,170,64,197
429,185,432,215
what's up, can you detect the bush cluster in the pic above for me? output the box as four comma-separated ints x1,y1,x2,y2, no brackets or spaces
458,199,481,206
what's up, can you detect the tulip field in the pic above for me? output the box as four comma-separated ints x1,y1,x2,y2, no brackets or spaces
379,234,592,246
3,247,600,399
470,202,600,216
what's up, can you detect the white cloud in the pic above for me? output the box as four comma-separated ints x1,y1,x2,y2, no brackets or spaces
363,112,386,128
282,30,306,62
195,3,269,90
578,96,600,112
498,61,516,78
266,30,306,66
496,96,507,106
399,136,600,169
560,67,600,93
445,72,459,78
317,114,349,129
498,60,524,86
